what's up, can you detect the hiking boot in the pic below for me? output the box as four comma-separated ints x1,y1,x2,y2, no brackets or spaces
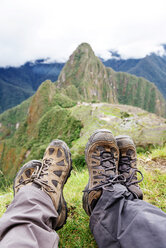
14,160,42,195
116,135,143,199
14,140,72,230
83,129,124,216
32,140,72,230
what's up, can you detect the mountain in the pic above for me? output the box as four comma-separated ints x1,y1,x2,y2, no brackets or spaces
57,43,166,117
0,61,64,113
0,43,166,181
103,52,166,99
1,44,166,113
57,43,118,103
0,81,166,180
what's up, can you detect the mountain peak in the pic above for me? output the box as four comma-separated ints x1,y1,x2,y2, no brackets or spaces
76,42,93,50
57,43,117,103
74,42,95,56
57,42,102,87
69,42,95,63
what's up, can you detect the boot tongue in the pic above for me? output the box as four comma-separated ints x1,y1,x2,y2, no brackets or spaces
97,146,115,173
101,152,114,175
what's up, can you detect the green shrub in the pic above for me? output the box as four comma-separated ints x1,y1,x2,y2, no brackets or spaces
120,111,130,119
53,94,76,108
72,155,86,170
0,170,10,191
37,106,83,147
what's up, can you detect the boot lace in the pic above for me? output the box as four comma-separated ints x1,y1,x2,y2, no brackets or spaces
85,150,126,193
119,156,143,186
15,159,55,193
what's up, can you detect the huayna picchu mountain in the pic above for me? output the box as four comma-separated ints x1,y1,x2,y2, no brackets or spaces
0,43,166,180
57,43,166,117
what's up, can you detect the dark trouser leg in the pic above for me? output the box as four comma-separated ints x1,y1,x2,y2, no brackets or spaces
90,184,166,248
0,186,59,248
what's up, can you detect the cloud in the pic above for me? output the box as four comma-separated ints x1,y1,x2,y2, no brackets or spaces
0,0,166,66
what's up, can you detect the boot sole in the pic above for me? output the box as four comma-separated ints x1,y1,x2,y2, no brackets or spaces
51,140,72,231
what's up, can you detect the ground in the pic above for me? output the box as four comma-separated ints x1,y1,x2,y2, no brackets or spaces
0,150,165,248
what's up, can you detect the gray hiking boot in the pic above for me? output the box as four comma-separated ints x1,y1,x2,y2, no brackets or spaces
116,135,143,199
83,129,124,216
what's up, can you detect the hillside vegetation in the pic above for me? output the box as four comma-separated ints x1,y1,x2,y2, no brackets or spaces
103,51,166,99
0,79,166,180
0,43,166,181
0,61,64,113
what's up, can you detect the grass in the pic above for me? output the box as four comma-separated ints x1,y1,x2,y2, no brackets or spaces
150,145,166,159
138,165,166,211
0,188,13,217
137,143,166,157
0,157,165,247
58,169,97,247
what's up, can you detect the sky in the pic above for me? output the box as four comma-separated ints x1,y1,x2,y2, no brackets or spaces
1,0,166,67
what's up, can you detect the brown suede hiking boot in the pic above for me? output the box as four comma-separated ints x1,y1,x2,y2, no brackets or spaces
116,135,143,199
14,140,72,230
83,129,124,216
31,140,72,230
14,160,42,195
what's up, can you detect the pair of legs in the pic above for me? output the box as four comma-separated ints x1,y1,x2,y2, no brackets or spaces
0,129,166,247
